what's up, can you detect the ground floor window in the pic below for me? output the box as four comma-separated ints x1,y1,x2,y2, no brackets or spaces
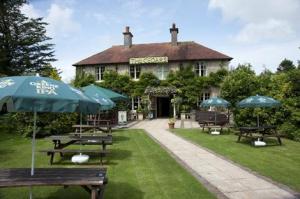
199,92,210,106
130,65,141,80
96,66,105,81
131,97,141,110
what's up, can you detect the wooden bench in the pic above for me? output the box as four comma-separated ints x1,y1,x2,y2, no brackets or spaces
0,168,107,199
40,149,110,165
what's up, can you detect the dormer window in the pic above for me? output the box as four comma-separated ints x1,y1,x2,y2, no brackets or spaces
195,62,207,77
96,66,105,81
130,65,141,80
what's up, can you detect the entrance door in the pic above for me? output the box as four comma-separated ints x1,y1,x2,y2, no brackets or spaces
157,97,170,118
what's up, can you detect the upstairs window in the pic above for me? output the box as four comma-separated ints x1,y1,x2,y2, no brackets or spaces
156,65,169,80
96,66,105,81
130,65,141,80
195,62,207,77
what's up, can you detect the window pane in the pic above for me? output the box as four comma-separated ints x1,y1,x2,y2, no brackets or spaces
95,67,100,81
130,66,135,78
136,65,141,79
200,63,206,77
195,64,200,76
100,66,105,80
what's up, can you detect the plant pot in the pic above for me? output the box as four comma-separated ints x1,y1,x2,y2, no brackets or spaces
168,122,175,129
180,112,186,120
138,113,144,120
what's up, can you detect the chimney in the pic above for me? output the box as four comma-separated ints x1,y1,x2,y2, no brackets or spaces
123,26,133,47
170,23,178,46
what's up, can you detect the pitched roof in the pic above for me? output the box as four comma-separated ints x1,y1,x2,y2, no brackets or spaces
73,41,232,66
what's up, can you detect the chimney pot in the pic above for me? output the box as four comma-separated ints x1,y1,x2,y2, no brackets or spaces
170,23,179,46
123,26,133,47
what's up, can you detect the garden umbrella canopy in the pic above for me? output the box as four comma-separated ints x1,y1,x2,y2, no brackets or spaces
237,95,281,108
200,97,230,125
0,75,101,195
92,85,128,102
81,84,116,110
0,76,99,113
200,97,230,108
237,95,281,127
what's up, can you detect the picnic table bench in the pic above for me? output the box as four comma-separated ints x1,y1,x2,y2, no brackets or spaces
39,149,110,165
237,126,282,145
0,168,108,199
50,135,113,150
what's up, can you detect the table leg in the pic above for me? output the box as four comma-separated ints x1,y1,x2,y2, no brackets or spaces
91,188,97,199
237,132,242,142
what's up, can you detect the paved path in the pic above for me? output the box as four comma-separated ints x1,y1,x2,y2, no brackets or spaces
131,119,297,199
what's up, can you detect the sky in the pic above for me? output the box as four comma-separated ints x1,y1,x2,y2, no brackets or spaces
21,0,300,82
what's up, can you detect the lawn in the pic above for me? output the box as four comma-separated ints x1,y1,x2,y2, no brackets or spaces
172,128,300,192
0,128,215,199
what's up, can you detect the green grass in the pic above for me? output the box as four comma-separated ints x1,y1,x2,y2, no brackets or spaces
172,128,300,192
0,129,215,199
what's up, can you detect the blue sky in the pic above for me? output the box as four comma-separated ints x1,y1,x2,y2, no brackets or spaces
22,0,300,82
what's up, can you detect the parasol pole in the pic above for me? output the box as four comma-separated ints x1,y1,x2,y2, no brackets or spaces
80,112,82,155
30,110,37,199
257,115,260,127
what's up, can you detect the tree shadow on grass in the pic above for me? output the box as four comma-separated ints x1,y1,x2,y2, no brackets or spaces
43,181,144,199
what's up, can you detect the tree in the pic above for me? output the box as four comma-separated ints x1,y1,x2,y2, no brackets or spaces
221,64,259,106
133,72,160,97
0,0,56,76
277,58,295,72
100,70,133,96
71,71,95,88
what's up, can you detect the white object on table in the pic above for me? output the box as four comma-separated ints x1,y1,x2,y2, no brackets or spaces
254,138,266,146
71,154,89,163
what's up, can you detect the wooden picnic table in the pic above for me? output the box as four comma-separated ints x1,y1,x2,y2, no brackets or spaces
50,135,113,150
237,126,282,145
0,168,108,199
201,120,226,133
86,119,112,133
42,135,113,164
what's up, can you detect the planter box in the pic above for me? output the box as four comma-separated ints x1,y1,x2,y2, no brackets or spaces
138,113,144,120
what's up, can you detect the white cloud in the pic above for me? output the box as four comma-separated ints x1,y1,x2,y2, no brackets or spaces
20,4,40,18
209,0,300,44
45,4,80,37
235,19,294,43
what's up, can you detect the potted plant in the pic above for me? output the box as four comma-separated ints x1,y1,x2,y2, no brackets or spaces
168,118,176,129
137,107,144,120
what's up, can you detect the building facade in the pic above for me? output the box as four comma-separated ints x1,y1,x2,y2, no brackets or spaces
73,24,232,118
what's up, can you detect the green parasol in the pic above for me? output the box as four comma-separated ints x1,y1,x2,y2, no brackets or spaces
200,97,230,125
92,85,128,102
237,95,281,126
0,76,100,198
81,84,116,110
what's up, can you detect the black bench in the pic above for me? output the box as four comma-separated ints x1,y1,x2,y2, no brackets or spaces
40,149,110,165
195,111,229,132
0,168,108,199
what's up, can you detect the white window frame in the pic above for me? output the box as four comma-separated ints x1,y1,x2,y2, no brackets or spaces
130,65,141,80
199,92,210,105
96,66,105,81
195,62,207,77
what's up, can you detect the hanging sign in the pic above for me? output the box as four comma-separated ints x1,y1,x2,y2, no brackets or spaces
129,56,168,64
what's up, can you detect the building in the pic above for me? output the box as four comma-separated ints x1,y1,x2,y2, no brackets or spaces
73,24,232,118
